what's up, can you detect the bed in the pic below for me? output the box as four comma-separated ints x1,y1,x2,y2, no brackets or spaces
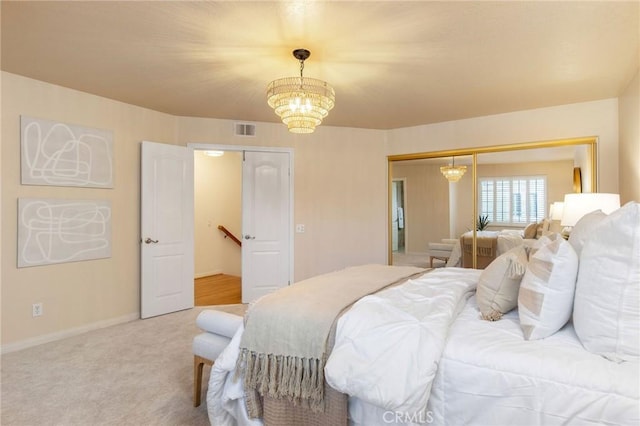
347,291,639,425
206,202,640,426
447,230,531,269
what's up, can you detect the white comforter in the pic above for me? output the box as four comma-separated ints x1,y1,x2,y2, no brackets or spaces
324,267,478,416
207,324,263,426
208,267,639,426
207,267,477,425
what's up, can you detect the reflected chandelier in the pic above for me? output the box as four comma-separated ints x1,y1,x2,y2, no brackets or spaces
440,157,467,182
267,49,335,134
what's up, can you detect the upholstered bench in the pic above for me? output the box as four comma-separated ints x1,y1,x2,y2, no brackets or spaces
192,310,244,407
428,238,458,267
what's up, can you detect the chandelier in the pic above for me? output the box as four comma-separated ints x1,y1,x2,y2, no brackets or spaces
440,157,467,182
267,49,335,134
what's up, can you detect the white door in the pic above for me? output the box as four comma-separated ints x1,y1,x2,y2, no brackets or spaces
241,151,291,303
140,141,194,318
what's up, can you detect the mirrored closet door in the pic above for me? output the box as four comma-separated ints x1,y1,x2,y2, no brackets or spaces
388,137,597,269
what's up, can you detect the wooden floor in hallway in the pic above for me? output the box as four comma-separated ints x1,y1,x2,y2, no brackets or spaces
195,273,241,306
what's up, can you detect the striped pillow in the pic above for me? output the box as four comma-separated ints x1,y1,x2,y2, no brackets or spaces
477,245,528,321
518,237,579,340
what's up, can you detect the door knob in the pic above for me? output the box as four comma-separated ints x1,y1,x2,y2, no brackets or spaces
144,238,159,244
244,235,255,240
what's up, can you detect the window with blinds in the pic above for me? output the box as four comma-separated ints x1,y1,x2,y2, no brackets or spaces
479,176,547,226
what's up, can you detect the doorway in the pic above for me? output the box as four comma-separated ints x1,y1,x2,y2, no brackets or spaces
190,144,294,305
193,150,243,305
391,179,406,253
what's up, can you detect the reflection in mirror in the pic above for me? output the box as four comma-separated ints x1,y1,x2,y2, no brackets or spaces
389,138,596,270
390,155,473,268
475,146,578,233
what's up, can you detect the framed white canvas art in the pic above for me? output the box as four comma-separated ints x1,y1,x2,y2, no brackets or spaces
21,116,114,188
18,198,112,267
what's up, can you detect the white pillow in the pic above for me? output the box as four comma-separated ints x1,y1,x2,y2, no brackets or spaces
477,245,528,321
573,202,640,362
518,237,579,340
568,209,607,256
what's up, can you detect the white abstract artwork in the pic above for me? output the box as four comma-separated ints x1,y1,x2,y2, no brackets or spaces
21,116,114,188
18,198,112,267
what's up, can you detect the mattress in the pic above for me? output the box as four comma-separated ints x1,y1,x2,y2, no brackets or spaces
349,296,639,425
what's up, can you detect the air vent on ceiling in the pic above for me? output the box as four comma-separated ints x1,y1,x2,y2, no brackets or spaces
234,122,256,137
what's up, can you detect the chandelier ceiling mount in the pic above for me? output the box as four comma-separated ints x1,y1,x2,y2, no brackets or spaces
292,48,310,62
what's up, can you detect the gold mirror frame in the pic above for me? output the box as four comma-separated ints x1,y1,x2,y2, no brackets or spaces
388,136,598,268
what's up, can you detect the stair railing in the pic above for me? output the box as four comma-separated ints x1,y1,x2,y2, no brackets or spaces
217,225,242,247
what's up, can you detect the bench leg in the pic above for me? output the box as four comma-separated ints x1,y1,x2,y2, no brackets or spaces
194,355,214,407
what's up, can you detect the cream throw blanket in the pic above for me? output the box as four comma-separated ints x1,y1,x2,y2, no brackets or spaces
236,264,426,415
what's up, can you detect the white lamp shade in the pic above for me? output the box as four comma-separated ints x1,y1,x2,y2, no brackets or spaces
561,193,620,226
550,202,564,220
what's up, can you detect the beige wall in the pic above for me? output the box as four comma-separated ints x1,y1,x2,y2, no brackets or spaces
194,151,242,277
2,74,389,349
1,69,630,350
1,72,177,349
619,70,640,204
391,163,449,253
386,98,620,194
178,118,390,280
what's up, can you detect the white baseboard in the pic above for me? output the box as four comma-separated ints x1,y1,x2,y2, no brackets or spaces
1,312,139,354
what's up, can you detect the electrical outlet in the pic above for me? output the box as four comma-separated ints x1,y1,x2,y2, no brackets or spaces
32,303,43,317
295,224,305,233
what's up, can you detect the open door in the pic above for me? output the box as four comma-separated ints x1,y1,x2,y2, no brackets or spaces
140,141,194,318
241,151,291,303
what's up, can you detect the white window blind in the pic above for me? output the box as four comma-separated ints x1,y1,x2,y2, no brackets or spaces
479,176,546,226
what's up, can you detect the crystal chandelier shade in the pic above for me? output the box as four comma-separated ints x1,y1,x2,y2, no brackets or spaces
267,49,335,134
440,157,467,182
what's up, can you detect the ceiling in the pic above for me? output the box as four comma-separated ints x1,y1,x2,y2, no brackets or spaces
2,1,638,130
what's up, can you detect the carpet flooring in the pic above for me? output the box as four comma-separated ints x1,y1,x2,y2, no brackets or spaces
391,251,433,268
1,304,247,426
